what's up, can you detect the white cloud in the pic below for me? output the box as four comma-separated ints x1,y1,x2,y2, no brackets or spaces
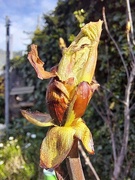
0,0,58,51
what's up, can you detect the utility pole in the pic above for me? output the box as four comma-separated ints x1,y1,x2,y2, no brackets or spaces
5,16,10,132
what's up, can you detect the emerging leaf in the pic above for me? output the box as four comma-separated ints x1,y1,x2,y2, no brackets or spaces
72,118,94,154
40,126,75,168
72,81,99,118
21,110,55,127
57,20,103,85
46,79,69,125
64,81,99,126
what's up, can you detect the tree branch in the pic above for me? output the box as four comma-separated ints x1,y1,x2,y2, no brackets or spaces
112,60,135,179
102,7,129,79
102,6,135,179
91,93,117,164
78,142,100,180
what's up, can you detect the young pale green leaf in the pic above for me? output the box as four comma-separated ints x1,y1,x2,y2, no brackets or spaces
57,20,103,85
21,110,56,127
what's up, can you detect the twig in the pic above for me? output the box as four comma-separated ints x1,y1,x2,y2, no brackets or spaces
130,102,135,111
91,101,106,122
102,7,129,79
112,9,135,179
104,90,117,163
124,154,135,178
101,4,135,179
101,85,125,104
92,92,117,164
78,142,100,180
113,62,135,179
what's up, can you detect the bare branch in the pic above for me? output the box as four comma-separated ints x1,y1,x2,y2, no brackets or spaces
112,44,135,180
91,101,106,122
101,4,135,179
102,7,129,79
78,142,100,180
124,155,135,178
91,98,117,163
101,86,125,104
130,102,135,111
104,90,117,163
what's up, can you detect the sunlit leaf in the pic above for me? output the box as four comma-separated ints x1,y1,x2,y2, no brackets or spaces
57,20,103,85
21,110,56,127
64,81,99,126
72,118,94,154
40,126,75,168
64,102,76,127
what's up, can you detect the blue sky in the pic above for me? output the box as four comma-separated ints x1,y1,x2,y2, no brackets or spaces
0,0,58,51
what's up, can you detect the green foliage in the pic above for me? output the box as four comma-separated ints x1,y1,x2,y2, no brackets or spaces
0,138,34,180
74,9,86,27
0,118,48,179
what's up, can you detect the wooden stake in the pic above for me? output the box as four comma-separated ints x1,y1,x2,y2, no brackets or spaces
66,139,85,180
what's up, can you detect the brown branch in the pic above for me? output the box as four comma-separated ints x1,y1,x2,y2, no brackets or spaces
78,142,100,180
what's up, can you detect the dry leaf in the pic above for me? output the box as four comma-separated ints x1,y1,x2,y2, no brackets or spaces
28,44,56,79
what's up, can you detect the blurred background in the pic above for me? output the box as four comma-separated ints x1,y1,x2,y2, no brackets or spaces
0,0,135,179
